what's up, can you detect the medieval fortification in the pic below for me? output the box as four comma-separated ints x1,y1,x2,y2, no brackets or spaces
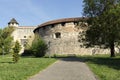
34,17,110,55
8,17,120,55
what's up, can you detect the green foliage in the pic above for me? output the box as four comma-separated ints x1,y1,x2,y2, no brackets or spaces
2,27,14,38
83,0,120,17
13,41,21,63
82,0,120,57
0,27,14,55
30,34,48,57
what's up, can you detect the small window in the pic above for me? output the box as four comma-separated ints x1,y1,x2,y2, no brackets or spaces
74,22,78,25
29,36,32,38
51,24,55,28
43,27,46,30
61,22,65,26
24,36,26,38
55,32,61,38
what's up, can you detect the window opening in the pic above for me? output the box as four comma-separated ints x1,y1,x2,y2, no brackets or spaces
55,32,61,38
24,36,26,38
21,39,28,47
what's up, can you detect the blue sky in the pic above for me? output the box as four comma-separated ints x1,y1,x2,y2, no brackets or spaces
0,0,83,28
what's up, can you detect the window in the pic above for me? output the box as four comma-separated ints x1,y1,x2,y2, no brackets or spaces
29,36,32,38
51,24,55,28
24,36,26,38
61,22,65,26
74,22,78,25
43,27,46,30
21,39,28,47
55,32,61,38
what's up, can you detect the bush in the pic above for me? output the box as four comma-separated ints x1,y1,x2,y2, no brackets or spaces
21,49,33,56
30,36,48,57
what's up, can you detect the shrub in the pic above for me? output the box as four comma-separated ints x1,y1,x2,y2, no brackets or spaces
30,35,48,57
21,49,33,56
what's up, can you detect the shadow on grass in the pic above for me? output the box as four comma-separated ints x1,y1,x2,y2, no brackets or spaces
0,61,14,64
53,55,120,70
22,54,120,70
82,56,120,70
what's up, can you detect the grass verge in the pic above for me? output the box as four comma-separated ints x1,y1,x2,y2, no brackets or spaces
0,56,56,80
80,55,120,80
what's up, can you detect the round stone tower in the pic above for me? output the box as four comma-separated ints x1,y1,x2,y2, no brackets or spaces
8,18,19,27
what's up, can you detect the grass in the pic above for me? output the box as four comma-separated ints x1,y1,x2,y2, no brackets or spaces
80,54,120,80
1,54,120,80
0,55,56,80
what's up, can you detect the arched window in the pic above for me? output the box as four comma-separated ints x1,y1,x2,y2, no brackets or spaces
55,32,61,38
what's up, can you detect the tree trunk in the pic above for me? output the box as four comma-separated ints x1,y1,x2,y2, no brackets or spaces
110,42,115,57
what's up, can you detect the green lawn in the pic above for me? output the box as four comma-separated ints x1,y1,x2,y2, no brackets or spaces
1,54,120,80
0,55,56,80
81,55,120,80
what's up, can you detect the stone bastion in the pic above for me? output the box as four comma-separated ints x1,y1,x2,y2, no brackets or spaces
33,17,115,55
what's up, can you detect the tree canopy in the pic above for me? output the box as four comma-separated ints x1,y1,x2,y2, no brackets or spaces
0,27,14,55
82,0,120,57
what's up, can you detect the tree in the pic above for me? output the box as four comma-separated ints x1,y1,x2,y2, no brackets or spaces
30,34,48,57
82,0,120,57
0,27,14,55
13,41,21,63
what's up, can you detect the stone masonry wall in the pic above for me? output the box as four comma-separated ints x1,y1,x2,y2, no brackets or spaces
37,22,110,55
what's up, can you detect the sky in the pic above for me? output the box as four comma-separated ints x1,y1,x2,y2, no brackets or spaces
0,0,83,28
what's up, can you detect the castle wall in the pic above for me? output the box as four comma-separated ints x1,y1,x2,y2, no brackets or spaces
36,22,110,55
11,26,36,53
12,27,35,42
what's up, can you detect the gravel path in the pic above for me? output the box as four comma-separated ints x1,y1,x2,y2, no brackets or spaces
29,58,97,80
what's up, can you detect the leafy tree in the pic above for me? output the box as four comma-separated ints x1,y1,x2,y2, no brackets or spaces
0,27,14,55
0,29,3,54
13,41,21,63
82,0,120,57
30,34,48,57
